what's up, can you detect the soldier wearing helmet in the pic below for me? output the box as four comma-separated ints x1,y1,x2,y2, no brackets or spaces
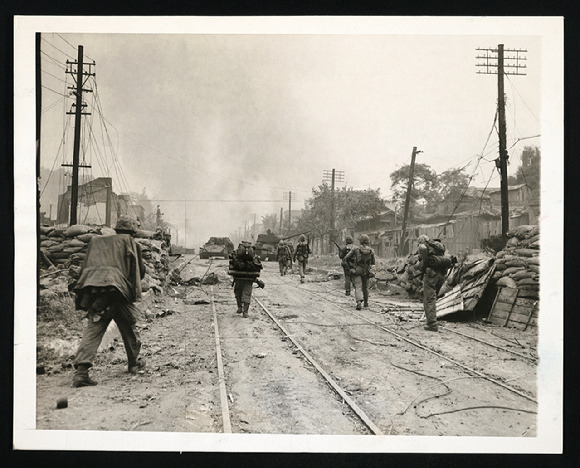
344,234,376,310
293,234,311,283
338,235,356,295
71,215,146,387
276,240,292,276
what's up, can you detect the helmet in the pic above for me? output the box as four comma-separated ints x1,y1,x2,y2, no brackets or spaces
114,215,139,234
299,235,306,242
360,234,370,245
417,234,430,245
279,240,284,246
345,236,353,244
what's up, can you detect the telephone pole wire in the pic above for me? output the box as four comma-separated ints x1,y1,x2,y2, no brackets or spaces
63,45,95,226
399,147,421,256
476,44,527,241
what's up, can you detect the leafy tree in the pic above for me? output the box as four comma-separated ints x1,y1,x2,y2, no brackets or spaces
512,146,540,191
295,183,383,237
437,168,471,201
390,163,439,217
261,213,279,233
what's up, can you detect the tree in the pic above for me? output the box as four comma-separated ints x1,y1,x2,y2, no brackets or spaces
512,146,540,191
261,213,279,233
295,183,383,237
437,168,471,201
390,163,439,217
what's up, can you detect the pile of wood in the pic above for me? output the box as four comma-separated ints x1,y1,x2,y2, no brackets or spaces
489,224,540,300
39,224,170,296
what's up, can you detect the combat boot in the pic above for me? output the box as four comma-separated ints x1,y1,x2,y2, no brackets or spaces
236,297,242,314
242,303,249,318
72,365,98,387
356,301,362,310
345,290,350,296
364,301,369,308
128,357,146,375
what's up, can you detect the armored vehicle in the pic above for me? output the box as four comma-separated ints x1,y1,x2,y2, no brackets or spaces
199,237,235,259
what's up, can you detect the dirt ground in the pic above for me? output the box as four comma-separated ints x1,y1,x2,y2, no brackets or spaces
36,255,538,437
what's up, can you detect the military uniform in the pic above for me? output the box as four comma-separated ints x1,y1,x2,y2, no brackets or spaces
71,215,146,387
229,242,263,318
417,236,449,332
276,241,292,276
293,236,311,283
344,235,375,310
339,237,355,295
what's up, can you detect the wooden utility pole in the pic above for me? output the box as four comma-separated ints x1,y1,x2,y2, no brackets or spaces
497,45,510,241
476,44,527,241
323,169,344,253
283,191,296,232
63,45,94,226
399,147,420,256
280,207,283,231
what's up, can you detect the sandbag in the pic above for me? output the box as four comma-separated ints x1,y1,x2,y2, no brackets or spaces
507,225,536,240
65,224,91,237
491,271,503,280
48,243,65,253
48,229,66,238
509,248,537,257
505,257,528,268
529,265,540,274
496,276,518,288
502,266,526,276
463,260,492,279
517,277,540,286
39,226,55,235
511,270,534,281
76,233,98,243
63,246,84,254
506,237,521,247
40,240,59,248
524,225,540,239
527,256,540,265
521,234,540,246
494,262,507,271
67,238,86,247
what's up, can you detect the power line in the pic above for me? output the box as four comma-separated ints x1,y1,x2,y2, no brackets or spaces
41,36,75,61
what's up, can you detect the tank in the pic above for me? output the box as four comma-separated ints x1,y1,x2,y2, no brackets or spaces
254,232,281,261
199,237,235,259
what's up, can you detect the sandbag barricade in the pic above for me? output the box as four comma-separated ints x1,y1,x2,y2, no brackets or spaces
39,224,170,296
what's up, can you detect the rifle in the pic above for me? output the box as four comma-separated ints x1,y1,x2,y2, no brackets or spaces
330,239,341,251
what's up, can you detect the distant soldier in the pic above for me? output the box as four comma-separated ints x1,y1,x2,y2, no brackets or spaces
293,234,311,283
344,234,375,310
276,240,292,276
338,236,355,296
71,215,146,387
417,235,454,332
228,241,264,318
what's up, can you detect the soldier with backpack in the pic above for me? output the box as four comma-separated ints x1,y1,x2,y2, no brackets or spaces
338,236,355,296
343,234,375,310
293,234,311,283
228,241,264,318
276,240,292,276
417,235,454,331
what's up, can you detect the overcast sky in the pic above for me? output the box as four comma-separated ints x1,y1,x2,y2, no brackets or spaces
38,21,543,247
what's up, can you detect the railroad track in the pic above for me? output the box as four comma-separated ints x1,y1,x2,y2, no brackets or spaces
277,273,539,364
264,273,538,405
202,265,537,436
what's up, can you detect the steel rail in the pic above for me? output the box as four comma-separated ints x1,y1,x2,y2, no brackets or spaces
270,275,537,404
297,276,537,364
252,295,384,436
210,285,232,433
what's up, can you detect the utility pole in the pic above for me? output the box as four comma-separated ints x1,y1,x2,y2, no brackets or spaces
323,169,345,253
399,147,421,256
476,44,527,241
63,45,95,226
279,207,283,231
283,191,296,232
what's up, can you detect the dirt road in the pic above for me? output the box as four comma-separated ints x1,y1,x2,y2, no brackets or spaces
36,255,538,436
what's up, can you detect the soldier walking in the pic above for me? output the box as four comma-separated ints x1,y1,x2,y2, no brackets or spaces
228,241,264,318
338,236,355,295
71,215,146,387
344,234,375,310
276,240,292,276
293,234,311,283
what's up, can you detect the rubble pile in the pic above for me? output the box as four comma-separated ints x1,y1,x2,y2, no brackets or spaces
39,224,170,297
489,224,540,299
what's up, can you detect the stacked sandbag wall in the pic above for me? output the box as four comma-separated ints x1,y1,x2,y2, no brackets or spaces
39,224,170,295
489,224,539,299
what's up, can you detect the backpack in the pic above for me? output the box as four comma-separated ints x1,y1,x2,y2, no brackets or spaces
229,244,262,273
295,242,309,262
354,246,374,277
425,239,452,270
